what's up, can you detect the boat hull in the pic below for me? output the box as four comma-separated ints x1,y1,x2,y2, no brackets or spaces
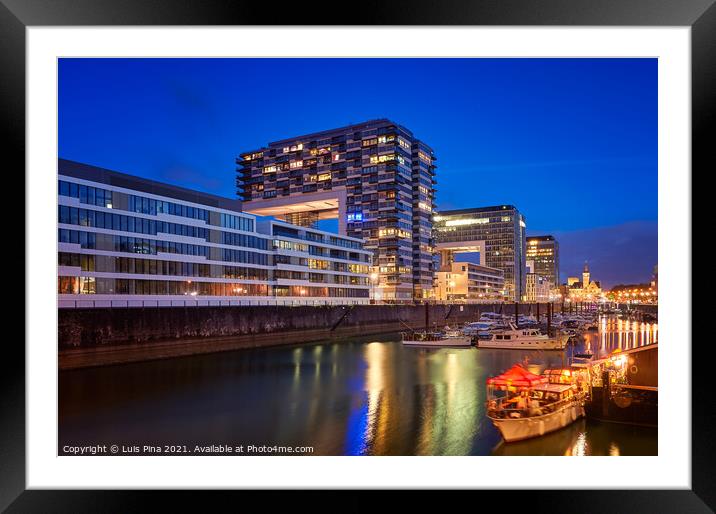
402,336,473,347
489,401,586,442
477,335,569,350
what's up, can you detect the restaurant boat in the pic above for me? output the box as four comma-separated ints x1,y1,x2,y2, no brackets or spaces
486,365,586,442
401,327,472,347
477,323,569,350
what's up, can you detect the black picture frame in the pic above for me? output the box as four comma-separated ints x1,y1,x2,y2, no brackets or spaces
2,0,710,510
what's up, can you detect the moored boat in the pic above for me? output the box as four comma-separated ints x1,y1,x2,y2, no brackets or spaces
401,328,472,347
486,365,586,442
477,322,569,350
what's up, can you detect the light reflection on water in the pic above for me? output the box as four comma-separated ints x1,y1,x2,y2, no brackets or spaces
59,316,657,456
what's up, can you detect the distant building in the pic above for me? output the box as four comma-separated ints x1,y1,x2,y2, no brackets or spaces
566,262,602,301
434,205,527,301
526,274,550,303
58,159,372,308
526,235,559,288
525,260,551,303
607,283,657,304
434,261,505,303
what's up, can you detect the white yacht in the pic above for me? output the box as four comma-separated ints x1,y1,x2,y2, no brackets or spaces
477,323,568,350
402,327,472,347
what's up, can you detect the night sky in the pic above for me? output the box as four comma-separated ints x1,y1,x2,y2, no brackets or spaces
59,58,657,288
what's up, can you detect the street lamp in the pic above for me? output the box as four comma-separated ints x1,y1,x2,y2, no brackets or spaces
369,272,379,303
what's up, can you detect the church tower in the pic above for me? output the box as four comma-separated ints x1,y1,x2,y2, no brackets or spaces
582,262,590,287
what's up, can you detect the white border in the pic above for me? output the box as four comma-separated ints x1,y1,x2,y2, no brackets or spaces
27,27,690,489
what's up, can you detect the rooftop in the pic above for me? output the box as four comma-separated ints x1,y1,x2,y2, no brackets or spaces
58,159,243,212
436,205,520,216
240,118,435,154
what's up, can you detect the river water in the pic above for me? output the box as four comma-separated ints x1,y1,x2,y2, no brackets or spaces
59,316,658,456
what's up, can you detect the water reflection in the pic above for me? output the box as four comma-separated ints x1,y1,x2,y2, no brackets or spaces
59,316,657,456
589,317,657,359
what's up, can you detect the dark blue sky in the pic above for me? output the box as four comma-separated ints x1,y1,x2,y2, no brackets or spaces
59,58,657,287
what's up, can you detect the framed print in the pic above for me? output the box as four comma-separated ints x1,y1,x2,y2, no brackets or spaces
3,0,712,510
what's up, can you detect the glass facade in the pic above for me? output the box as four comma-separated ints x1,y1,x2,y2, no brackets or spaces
237,119,436,302
526,235,560,288
434,206,527,301
58,160,371,307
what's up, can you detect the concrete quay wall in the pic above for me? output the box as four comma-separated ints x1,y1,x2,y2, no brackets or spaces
58,302,570,349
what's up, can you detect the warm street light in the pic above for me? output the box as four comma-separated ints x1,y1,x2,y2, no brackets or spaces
369,272,379,303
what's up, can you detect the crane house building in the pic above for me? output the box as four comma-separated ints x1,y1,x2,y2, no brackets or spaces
236,119,437,302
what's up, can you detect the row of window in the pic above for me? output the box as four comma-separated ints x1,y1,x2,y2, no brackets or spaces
59,180,113,208
58,252,270,280
59,229,209,257
58,277,368,297
58,276,270,296
60,206,273,252
222,231,269,251
81,185,262,238
222,248,270,266
58,229,366,271
128,194,210,222
59,205,210,240
221,213,254,232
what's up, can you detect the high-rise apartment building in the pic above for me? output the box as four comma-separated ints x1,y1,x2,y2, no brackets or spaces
433,205,526,301
236,119,437,301
526,235,560,288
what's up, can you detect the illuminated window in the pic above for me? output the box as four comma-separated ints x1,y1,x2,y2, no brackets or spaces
263,165,279,174
317,173,331,182
289,160,303,169
418,151,432,163
369,154,396,164
283,143,303,153
445,218,488,227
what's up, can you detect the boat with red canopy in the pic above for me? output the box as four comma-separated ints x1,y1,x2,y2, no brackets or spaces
486,364,586,442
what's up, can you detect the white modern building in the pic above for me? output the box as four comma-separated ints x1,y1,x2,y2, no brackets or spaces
58,159,371,308
434,261,505,303
525,260,551,303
